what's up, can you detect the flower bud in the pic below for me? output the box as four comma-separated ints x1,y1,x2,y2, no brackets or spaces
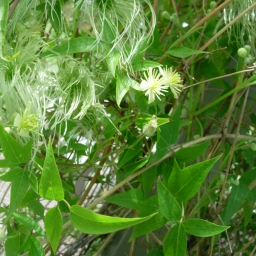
162,11,171,20
237,48,248,58
244,45,251,53
210,1,217,9
143,116,158,137
251,143,256,151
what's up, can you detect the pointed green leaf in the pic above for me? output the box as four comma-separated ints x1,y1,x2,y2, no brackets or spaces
27,200,44,218
12,212,46,237
28,236,45,256
45,207,62,254
0,124,32,164
142,166,157,199
4,235,20,256
105,189,144,210
39,139,64,201
176,140,210,163
129,195,167,241
157,178,182,222
167,46,207,58
40,37,107,58
105,50,120,76
168,155,221,202
0,167,24,181
132,60,162,71
0,159,17,168
150,107,180,163
116,73,140,107
182,219,229,237
70,205,156,235
48,2,61,35
222,181,250,224
163,223,187,256
146,247,164,256
8,172,29,218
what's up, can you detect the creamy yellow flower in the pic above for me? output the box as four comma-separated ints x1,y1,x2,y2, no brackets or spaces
159,67,183,98
140,67,169,104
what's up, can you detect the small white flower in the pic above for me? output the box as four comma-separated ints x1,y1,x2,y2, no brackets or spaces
140,67,168,104
143,116,158,137
159,67,183,98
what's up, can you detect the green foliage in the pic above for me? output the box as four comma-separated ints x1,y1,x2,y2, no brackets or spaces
39,138,64,201
0,0,255,255
70,205,156,235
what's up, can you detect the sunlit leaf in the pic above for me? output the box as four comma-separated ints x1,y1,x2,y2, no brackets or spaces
70,205,156,235
39,138,64,201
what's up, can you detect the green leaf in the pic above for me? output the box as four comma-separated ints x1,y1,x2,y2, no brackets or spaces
176,140,210,163
39,138,64,201
163,224,187,256
132,60,162,71
45,207,62,254
150,107,180,163
116,73,140,107
40,37,106,58
4,235,20,256
222,181,250,224
8,172,29,218
27,200,44,218
117,138,142,169
116,158,149,183
167,46,207,58
48,2,61,35
70,205,156,235
105,189,144,210
28,236,45,256
105,50,120,77
157,178,182,222
146,247,164,256
129,195,167,241
12,212,46,237
142,166,157,199
182,219,229,237
243,148,255,168
0,167,24,181
103,18,116,43
168,155,221,202
0,124,32,164
0,159,17,168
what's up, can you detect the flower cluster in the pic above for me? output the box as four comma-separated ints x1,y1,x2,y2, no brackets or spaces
140,66,183,103
13,103,40,137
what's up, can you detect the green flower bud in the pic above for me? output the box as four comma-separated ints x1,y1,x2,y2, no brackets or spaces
244,55,254,64
143,116,158,137
193,134,201,140
169,13,178,23
237,48,248,58
251,143,256,151
244,45,251,53
210,1,217,9
207,9,212,14
162,11,171,20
